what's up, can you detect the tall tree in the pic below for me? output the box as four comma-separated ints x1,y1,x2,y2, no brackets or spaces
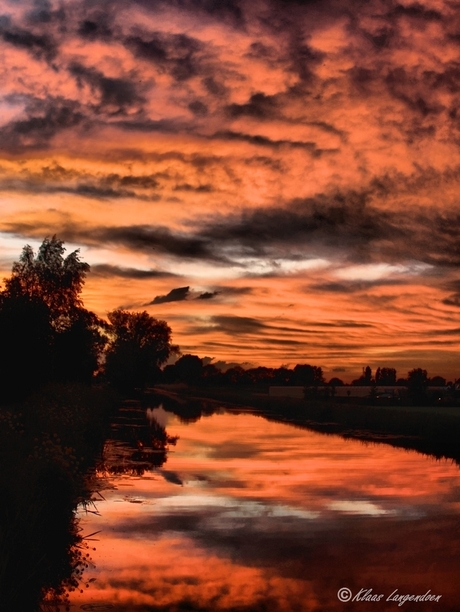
375,367,397,385
174,354,204,385
293,364,324,386
407,368,428,403
352,366,374,386
105,309,178,392
0,237,106,396
3,236,89,331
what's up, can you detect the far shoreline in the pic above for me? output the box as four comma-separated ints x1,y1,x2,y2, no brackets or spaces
149,384,460,466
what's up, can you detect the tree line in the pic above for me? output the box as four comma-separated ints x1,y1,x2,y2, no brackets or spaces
0,237,455,400
161,357,452,393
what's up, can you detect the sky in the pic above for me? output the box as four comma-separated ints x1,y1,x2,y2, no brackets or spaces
1,0,460,381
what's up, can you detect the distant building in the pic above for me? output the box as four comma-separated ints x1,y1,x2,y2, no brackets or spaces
333,386,401,398
268,385,405,399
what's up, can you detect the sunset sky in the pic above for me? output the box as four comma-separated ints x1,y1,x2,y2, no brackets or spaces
1,0,460,380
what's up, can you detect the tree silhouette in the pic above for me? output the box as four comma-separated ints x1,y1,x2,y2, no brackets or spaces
293,364,324,386
105,309,178,392
375,367,397,385
52,309,108,383
407,368,429,403
352,365,373,385
0,294,53,397
0,237,106,396
174,354,204,384
3,236,89,331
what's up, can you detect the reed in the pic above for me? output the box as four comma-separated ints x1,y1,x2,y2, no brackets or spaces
0,382,119,611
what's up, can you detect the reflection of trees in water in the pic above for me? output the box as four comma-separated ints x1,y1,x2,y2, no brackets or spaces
97,402,178,477
0,393,179,610
147,393,218,423
153,389,460,467
0,429,98,610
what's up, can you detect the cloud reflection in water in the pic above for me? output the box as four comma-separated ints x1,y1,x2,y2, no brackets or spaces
71,410,460,611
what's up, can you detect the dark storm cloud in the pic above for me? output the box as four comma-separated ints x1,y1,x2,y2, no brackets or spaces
213,130,320,152
69,62,143,114
219,286,253,296
89,225,226,262
126,30,203,81
148,286,190,305
192,192,460,271
310,279,406,294
226,92,280,120
5,183,460,274
0,97,85,152
25,0,66,24
77,16,114,40
425,327,460,336
159,469,184,485
312,321,374,328
188,100,209,116
91,264,176,279
288,41,325,83
104,173,160,189
0,18,57,62
71,183,143,199
1,219,232,263
193,286,252,300
202,76,228,97
114,117,191,133
132,0,245,26
0,165,161,200
210,315,267,334
0,180,142,202
443,295,460,307
7,192,460,274
173,183,214,192
390,2,443,21
199,192,399,261
197,291,219,300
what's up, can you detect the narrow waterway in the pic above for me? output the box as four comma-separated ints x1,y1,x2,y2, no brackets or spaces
67,401,460,611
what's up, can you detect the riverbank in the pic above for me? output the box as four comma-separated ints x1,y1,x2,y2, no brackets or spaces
0,382,119,610
152,384,460,465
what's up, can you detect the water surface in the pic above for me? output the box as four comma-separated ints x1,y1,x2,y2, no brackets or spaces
69,404,460,611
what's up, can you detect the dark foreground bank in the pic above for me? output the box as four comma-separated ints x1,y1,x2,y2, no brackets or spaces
0,383,119,611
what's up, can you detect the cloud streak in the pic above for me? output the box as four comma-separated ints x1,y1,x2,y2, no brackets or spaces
1,0,460,378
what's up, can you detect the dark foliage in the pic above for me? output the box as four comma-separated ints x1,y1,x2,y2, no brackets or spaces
105,309,178,392
3,236,89,328
174,354,204,384
375,367,397,385
292,363,324,386
407,368,429,403
0,294,53,398
352,365,374,385
0,237,107,398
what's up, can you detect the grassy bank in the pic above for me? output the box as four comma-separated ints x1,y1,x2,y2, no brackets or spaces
0,382,119,611
153,384,460,465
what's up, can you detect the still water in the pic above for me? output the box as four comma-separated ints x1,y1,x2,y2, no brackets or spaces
68,403,460,611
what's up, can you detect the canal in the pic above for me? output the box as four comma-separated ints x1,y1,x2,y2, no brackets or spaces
66,400,460,611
